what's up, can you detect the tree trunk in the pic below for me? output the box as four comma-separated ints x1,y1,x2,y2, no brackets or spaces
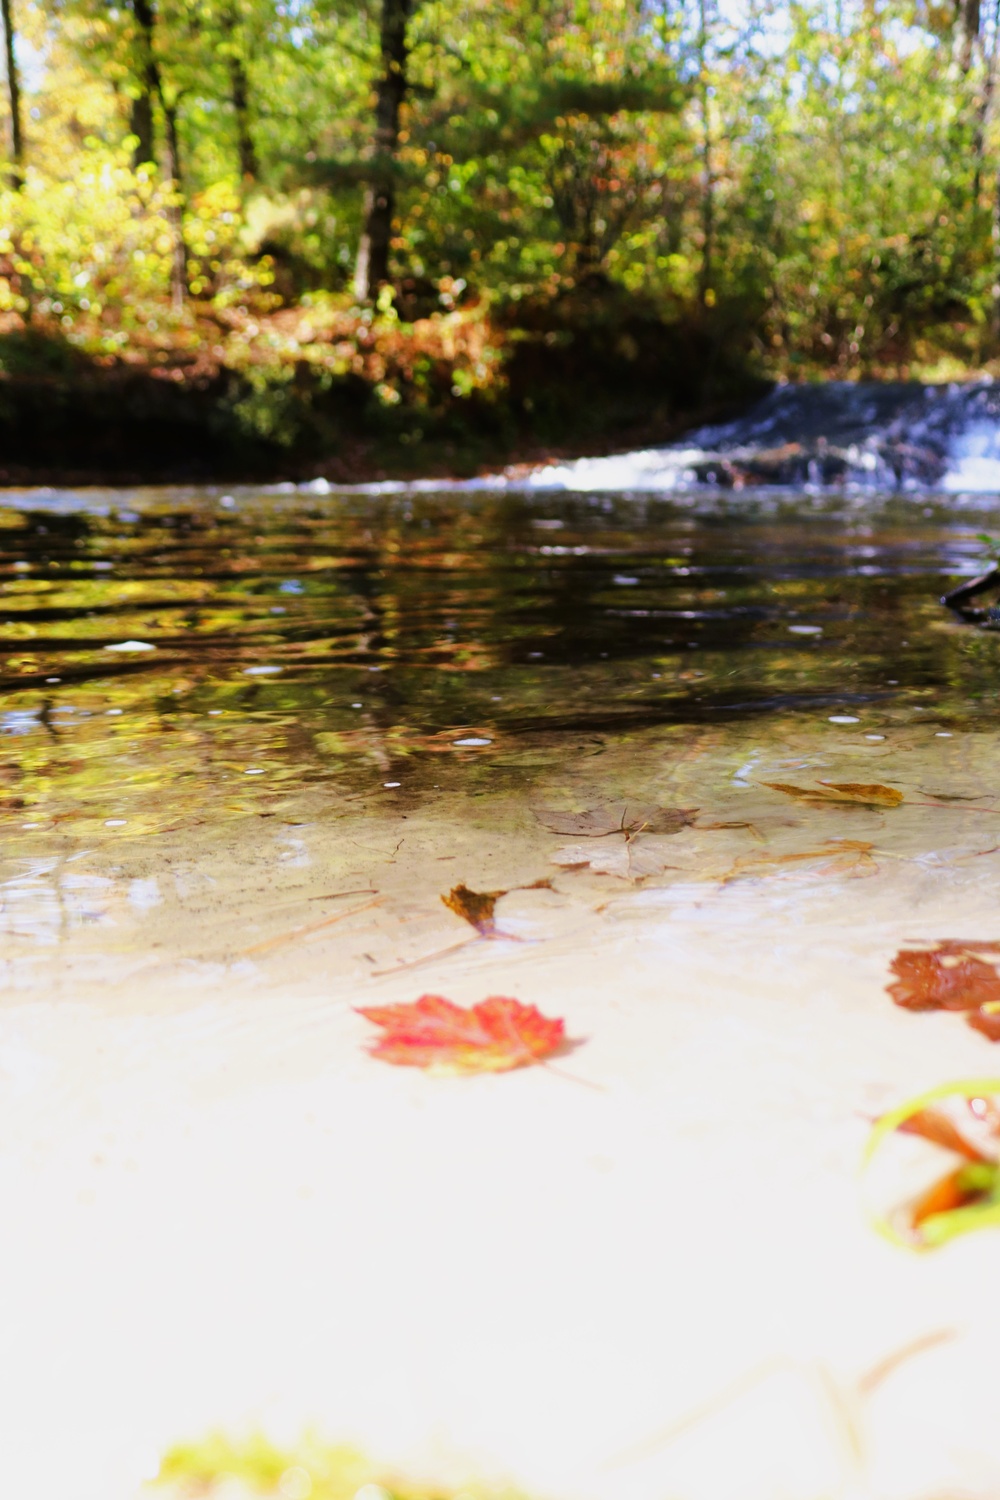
229,55,257,179
224,5,257,179
354,0,412,302
973,0,998,209
131,0,187,308
960,0,982,72
161,94,188,312
130,92,155,167
130,0,159,168
696,0,714,308
0,0,23,188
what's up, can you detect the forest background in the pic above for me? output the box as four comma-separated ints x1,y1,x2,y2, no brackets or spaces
0,0,997,479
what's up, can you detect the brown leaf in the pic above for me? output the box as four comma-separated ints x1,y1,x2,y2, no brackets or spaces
535,803,697,837
440,879,552,938
888,941,1000,1040
441,883,501,936
763,781,904,807
888,946,1000,1013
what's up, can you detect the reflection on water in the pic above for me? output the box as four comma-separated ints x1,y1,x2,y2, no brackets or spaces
1,485,1000,963
0,488,997,795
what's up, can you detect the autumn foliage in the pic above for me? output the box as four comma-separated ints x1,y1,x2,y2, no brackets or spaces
357,994,565,1074
888,942,1000,1039
866,1085,1000,1248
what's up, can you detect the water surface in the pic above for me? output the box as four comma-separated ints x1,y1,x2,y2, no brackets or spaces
6,479,1000,1500
0,487,996,819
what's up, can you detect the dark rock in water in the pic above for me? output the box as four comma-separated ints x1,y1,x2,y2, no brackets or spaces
682,380,972,489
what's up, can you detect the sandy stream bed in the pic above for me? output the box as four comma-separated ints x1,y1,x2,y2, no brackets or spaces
1,715,999,1500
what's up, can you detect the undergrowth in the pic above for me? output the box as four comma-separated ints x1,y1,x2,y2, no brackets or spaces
151,1432,528,1500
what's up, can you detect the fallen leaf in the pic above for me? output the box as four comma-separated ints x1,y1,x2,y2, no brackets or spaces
721,839,876,883
535,803,697,837
762,781,904,807
441,883,501,936
357,993,566,1074
911,1165,996,1227
888,942,1000,1036
864,1081,1000,1248
969,1001,1000,1041
440,878,552,937
897,1104,997,1161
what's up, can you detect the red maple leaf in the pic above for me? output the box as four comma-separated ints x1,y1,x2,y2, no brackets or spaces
356,994,565,1074
888,942,1000,1039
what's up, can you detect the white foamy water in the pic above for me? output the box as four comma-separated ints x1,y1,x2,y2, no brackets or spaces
336,378,1000,497
515,445,699,491
941,417,1000,491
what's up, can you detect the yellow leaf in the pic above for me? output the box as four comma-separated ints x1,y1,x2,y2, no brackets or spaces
762,781,904,807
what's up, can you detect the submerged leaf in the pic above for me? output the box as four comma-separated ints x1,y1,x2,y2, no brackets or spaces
550,838,676,881
357,993,566,1074
535,803,696,837
763,781,904,807
888,941,1000,1037
441,883,501,936
721,838,876,883
440,878,553,937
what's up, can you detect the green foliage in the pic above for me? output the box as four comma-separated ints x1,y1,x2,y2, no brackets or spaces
4,0,1000,469
153,1429,529,1500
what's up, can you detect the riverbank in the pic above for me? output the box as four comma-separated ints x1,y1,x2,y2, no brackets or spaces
0,285,765,486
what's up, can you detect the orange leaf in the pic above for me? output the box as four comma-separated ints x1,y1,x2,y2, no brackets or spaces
911,1166,993,1227
357,994,566,1074
897,1105,995,1162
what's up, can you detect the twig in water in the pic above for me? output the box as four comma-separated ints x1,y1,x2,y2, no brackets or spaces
243,897,382,956
371,935,479,977
307,887,378,901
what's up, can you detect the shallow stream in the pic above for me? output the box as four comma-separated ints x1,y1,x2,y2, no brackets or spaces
6,412,1000,1499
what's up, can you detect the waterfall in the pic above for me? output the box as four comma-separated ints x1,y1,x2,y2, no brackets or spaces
440,379,1000,495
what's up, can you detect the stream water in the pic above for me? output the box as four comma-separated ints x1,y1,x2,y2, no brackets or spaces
0,482,995,816
7,386,1000,1500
